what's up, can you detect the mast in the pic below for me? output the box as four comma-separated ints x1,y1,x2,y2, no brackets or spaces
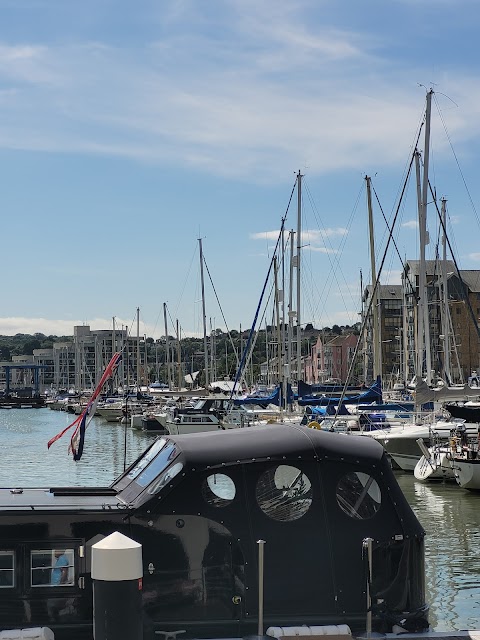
440,197,451,382
198,238,209,388
274,256,283,412
416,89,433,385
136,307,141,389
366,175,381,381
176,319,182,389
296,170,303,381
163,302,172,389
112,316,116,394
287,230,295,390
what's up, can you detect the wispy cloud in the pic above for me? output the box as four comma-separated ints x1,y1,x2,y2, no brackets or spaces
402,220,419,229
250,228,347,241
468,253,480,262
0,317,160,338
1,2,479,182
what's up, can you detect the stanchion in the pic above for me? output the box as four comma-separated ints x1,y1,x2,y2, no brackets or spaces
92,531,143,640
356,538,385,640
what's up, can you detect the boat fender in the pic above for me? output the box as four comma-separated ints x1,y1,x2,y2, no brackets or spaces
308,421,321,430
0,628,55,639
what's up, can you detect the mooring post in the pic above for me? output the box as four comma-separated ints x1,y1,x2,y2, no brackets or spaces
92,531,143,640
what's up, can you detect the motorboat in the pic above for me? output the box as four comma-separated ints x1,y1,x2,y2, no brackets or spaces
0,424,428,639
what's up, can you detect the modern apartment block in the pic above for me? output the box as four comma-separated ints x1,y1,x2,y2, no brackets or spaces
362,262,480,387
1,325,146,394
362,284,403,384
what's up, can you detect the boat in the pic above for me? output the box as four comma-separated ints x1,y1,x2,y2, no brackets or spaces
297,376,382,407
448,428,480,489
362,418,476,471
0,424,429,639
413,437,456,482
444,401,480,422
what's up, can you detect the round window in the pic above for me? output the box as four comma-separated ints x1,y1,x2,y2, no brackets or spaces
256,465,312,522
336,471,381,519
202,473,236,507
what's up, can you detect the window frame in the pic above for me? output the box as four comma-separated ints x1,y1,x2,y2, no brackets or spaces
0,550,15,589
28,545,77,590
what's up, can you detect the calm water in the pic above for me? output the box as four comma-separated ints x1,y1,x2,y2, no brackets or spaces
0,407,157,487
1,408,479,631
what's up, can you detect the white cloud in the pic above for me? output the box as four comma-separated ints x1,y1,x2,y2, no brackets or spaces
0,316,160,338
251,228,347,242
468,253,480,262
1,1,479,184
402,220,419,229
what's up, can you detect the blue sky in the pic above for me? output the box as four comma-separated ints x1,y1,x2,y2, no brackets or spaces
1,0,480,339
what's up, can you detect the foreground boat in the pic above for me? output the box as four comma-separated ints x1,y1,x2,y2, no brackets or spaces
0,424,428,639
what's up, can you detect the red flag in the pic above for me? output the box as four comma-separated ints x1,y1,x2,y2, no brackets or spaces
48,352,123,460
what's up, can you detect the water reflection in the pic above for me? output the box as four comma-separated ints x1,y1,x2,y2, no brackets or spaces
396,472,480,631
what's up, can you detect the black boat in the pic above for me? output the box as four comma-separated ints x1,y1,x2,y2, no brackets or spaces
445,402,480,422
0,424,428,639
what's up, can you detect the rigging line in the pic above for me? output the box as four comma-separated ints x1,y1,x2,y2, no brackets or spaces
428,179,480,343
236,279,275,394
172,241,198,322
165,305,186,359
371,181,418,301
230,178,297,399
334,148,418,416
202,255,240,368
433,92,480,231
303,180,364,321
230,223,286,399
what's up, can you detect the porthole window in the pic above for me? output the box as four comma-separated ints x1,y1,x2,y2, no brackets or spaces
336,471,381,519
256,465,312,522
0,551,14,588
202,473,236,507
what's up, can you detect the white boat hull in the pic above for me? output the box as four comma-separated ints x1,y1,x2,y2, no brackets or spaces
451,456,480,490
414,450,455,481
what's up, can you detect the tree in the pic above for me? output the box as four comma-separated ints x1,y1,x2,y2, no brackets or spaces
22,340,41,355
332,324,342,335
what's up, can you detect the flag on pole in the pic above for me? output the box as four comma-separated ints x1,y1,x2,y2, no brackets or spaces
47,352,123,461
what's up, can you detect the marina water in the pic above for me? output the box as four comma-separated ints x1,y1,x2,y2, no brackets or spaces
1,408,479,632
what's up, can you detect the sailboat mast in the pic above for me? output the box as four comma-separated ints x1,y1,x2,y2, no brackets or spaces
176,319,181,389
296,170,302,381
274,256,284,413
163,303,171,389
136,307,141,389
417,89,433,385
440,197,451,381
287,230,294,387
198,238,209,388
366,176,381,381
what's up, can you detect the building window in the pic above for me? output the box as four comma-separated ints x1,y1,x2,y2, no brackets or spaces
31,549,75,587
256,465,312,522
0,551,15,588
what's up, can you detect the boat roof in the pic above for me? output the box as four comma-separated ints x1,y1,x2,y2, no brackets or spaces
164,423,385,468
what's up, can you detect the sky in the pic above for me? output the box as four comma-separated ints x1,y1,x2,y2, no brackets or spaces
1,0,480,340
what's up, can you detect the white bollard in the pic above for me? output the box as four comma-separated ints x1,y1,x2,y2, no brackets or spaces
92,531,143,640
